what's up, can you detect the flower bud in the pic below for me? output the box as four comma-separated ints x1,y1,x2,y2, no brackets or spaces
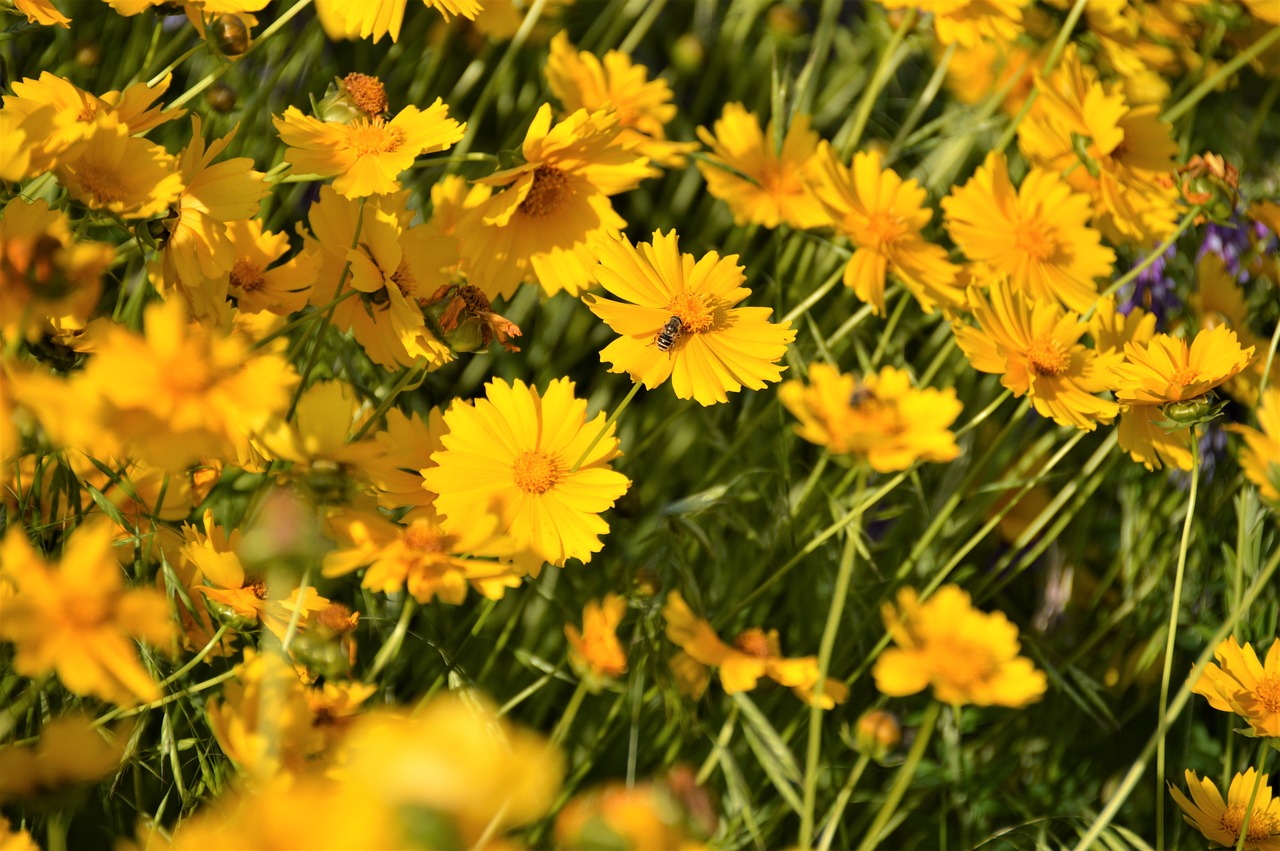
210,14,250,57
766,5,807,40
855,710,901,760
670,34,705,75
206,82,237,114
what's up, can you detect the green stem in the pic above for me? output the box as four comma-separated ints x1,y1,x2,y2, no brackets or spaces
1260,311,1280,397
888,41,956,159
366,597,418,681
570,381,641,472
1085,205,1204,320
157,625,229,689
251,289,361,352
816,752,871,851
993,0,1090,153
349,365,427,443
1236,746,1270,851
854,701,941,851
1155,436,1200,851
146,44,206,88
279,565,313,651
1162,26,1280,124
839,9,917,158
550,678,589,746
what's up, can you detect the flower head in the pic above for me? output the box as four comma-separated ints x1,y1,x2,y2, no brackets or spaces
313,0,479,42
880,0,1029,47
1170,768,1280,851
1231,390,1280,505
779,363,962,471
565,594,629,683
873,585,1046,708
55,115,184,219
0,715,123,803
224,218,319,315
1191,635,1280,739
582,229,795,406
1110,325,1255,406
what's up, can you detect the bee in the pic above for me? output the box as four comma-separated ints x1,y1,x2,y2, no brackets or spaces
655,316,683,353
849,383,873,408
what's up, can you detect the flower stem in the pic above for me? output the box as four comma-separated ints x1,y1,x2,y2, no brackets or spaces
1155,436,1201,851
838,9,917,158
366,597,418,682
550,678,589,746
570,380,641,473
800,468,866,848
1085,205,1204,320
1236,745,1269,851
816,752,871,851
349,365,427,443
157,625,229,689
853,701,941,851
1163,26,1280,124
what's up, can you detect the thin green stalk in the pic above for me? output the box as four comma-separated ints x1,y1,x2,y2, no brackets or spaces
800,473,866,848
1085,205,1204,319
1260,311,1280,397
870,291,910,369
0,675,50,742
571,381,642,472
993,0,1090,153
550,678,589,746
146,44,207,88
366,597,418,681
279,565,313,651
854,701,941,851
1236,746,1269,851
157,625,229,689
1155,437,1200,851
838,9,917,157
816,752,872,851
349,365,427,443
888,41,956,159
1163,26,1280,124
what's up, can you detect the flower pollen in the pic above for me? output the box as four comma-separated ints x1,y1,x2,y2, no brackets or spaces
230,258,265,293
512,449,562,494
518,165,570,217
1221,802,1278,844
1013,220,1054,261
1256,676,1280,714
390,258,415,298
866,211,906,248
733,628,771,659
343,73,389,117
345,118,405,156
404,524,446,554
1172,365,1202,387
666,291,716,334
1026,335,1070,376
74,164,127,206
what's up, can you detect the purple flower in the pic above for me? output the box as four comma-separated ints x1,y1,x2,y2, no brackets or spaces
1118,243,1178,324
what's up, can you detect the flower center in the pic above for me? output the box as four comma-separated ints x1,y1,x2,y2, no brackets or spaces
1026,335,1070,376
512,449,562,494
930,639,999,686
1255,675,1280,713
1171,365,1202,387
229,257,265,293
74,163,128,205
1221,802,1278,844
390,258,416,298
458,284,491,314
518,166,570,217
404,523,446,554
733,628,771,659
345,118,405,157
1013,220,1055,261
666,291,716,334
343,73,388,117
245,577,267,600
865,211,907,248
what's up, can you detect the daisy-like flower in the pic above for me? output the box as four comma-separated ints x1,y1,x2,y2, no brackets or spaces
778,363,962,471
873,585,1046,708
1190,253,1277,405
546,32,697,168
366,408,445,518
274,90,464,198
224,219,320,315
0,521,174,706
322,508,522,604
1087,296,1157,356
312,0,478,42
194,537,332,643
942,152,1114,312
695,103,827,230
880,0,1029,47
56,115,184,220
1191,635,1280,739
943,38,1040,117
953,281,1120,430
565,594,628,684
10,0,70,26
663,591,847,709
458,104,657,299
1108,325,1254,470
582,230,795,406
811,143,964,315
1170,768,1280,851
1232,390,1280,505
420,377,632,574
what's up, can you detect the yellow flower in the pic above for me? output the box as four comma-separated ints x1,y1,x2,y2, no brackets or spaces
303,187,454,370
1231,389,1280,504
255,380,383,496
953,281,1120,430
873,585,1046,708
366,407,446,518
556,774,714,851
1191,635,1280,739
1190,253,1278,405
811,143,964,315
11,0,70,25
458,104,657,299
0,715,123,803
582,229,796,406
779,363,962,471
663,590,848,709
274,98,464,198
1087,296,1156,355
942,152,1114,312
312,0,478,42
421,377,632,573
0,816,38,851
224,218,320,315
546,32,697,168
55,115,184,219
565,594,629,682
1170,768,1280,851
881,0,1029,46
695,102,827,230
943,38,1040,117
322,508,522,604
0,521,174,706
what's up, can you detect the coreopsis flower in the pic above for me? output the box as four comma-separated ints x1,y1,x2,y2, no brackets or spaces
663,591,848,709
303,187,454,370
0,521,174,706
1191,635,1280,739
1191,253,1277,405
582,230,796,406
556,775,715,850
154,118,269,320
1232,390,1280,504
1170,768,1280,851
196,553,332,643
943,38,1039,117
942,152,1114,312
880,0,1029,47
546,32,697,168
1087,296,1156,355
322,508,522,604
312,0,478,42
56,115,184,219
695,102,827,229
873,585,1046,708
421,377,632,573
1108,325,1254,470
274,91,465,198
953,282,1120,430
565,594,628,683
0,197,113,343
779,363,962,471
366,407,445,518
9,0,69,25
810,143,964,315
224,218,320,315
0,716,123,803
458,104,657,299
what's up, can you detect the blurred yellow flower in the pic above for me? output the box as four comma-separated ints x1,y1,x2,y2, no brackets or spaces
663,590,847,709
313,0,478,42
583,229,795,406
566,593,629,683
0,715,123,803
953,282,1120,430
1170,768,1280,851
1190,253,1278,405
255,379,382,495
1232,389,1280,504
11,0,70,26
366,407,445,518
546,32,697,168
1087,296,1156,355
556,773,715,850
873,585,1046,708
943,38,1039,117
1192,635,1280,739
0,816,38,851
695,102,827,229
779,363,962,471
458,104,657,299
224,218,320,315
274,98,464,198
422,377,632,573
56,115,184,220
811,143,963,315
0,521,174,706
881,0,1029,47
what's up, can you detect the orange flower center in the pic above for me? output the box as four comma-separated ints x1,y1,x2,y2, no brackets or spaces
733,628,771,659
512,449,563,494
1255,675,1280,713
1026,335,1070,376
865,211,906,248
1221,802,1278,844
245,577,267,599
230,257,265,293
1012,220,1054,261
518,165,570,217
929,639,999,685
73,163,128,205
666,291,716,334
404,524,446,554
345,118,405,157
390,258,415,298
1171,365,1202,386
343,72,388,116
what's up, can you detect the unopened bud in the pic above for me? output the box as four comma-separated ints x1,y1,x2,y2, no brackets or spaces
210,14,250,57
855,710,901,759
